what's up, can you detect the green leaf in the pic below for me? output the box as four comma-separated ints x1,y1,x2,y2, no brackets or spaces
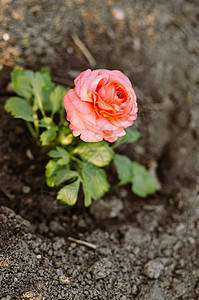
40,126,58,146
39,67,51,77
4,97,37,122
45,159,57,175
24,70,34,83
45,161,78,187
38,117,54,127
81,162,110,200
11,68,33,99
82,183,92,207
57,180,80,205
131,162,156,197
73,142,114,167
50,85,67,116
51,168,78,186
48,146,70,165
45,160,58,187
112,127,140,149
32,72,54,112
114,154,133,185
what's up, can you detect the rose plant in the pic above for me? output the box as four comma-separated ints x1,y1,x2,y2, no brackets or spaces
4,67,156,206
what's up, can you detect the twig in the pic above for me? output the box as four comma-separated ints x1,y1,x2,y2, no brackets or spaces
171,16,190,36
68,236,97,250
0,188,15,200
72,33,96,67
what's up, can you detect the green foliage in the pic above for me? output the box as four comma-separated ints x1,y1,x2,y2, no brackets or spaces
5,67,67,144
50,85,66,116
4,97,37,122
81,162,110,201
112,127,141,149
57,180,80,206
48,146,70,165
11,68,34,99
82,183,92,207
131,162,156,197
45,160,78,187
40,126,58,146
4,67,157,208
73,142,114,167
114,154,156,197
113,154,133,185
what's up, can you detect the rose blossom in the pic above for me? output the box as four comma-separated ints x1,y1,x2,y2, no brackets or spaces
64,69,138,142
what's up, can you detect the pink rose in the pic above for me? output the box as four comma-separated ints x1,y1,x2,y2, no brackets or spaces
64,69,138,142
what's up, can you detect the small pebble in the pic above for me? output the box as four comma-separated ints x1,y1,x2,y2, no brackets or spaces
5,82,13,93
3,33,10,41
131,284,138,295
59,275,70,284
22,185,31,194
90,197,123,220
144,259,164,279
111,7,126,20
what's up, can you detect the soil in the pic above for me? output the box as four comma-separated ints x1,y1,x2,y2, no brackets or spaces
0,0,199,299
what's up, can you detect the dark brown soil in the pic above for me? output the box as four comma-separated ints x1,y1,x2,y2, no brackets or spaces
0,0,199,299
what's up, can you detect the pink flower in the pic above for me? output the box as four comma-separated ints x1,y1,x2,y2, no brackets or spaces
64,69,138,142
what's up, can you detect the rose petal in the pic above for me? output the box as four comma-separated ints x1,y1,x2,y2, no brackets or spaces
80,130,103,142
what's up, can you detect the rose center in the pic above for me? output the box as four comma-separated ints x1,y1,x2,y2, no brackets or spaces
115,87,125,99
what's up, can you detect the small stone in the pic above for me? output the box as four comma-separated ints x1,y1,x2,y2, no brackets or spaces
70,242,76,249
39,270,44,276
90,197,124,220
22,185,31,194
67,47,74,55
3,33,10,41
48,249,53,256
0,214,7,223
90,258,112,280
144,259,164,279
26,149,34,160
49,220,64,234
111,7,126,20
124,226,150,248
59,275,70,284
159,234,177,249
138,282,166,300
176,223,185,232
119,188,128,198
172,281,187,297
5,82,13,93
38,222,49,234
131,284,138,295
188,236,195,244
36,254,42,259
77,218,87,229
53,238,65,251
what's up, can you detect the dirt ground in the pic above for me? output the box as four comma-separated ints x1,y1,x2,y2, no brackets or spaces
0,0,199,299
